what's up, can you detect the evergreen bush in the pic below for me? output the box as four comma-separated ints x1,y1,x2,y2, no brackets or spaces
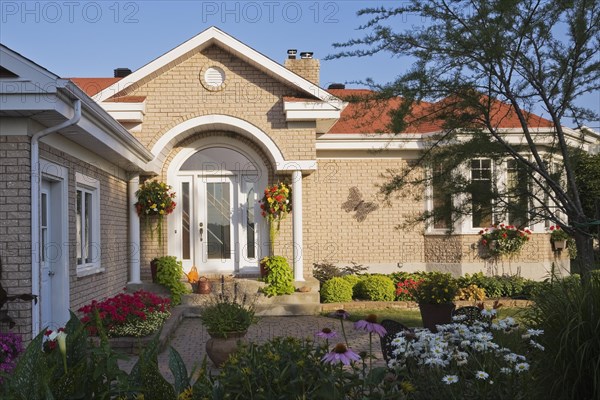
320,277,353,303
355,275,395,301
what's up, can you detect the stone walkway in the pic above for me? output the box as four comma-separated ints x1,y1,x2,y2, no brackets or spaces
119,315,385,381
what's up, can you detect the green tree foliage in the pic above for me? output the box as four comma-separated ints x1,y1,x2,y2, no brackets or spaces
330,0,600,278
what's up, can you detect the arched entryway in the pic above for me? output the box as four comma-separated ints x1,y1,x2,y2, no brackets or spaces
167,138,269,275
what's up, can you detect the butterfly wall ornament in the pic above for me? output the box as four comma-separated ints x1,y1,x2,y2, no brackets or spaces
341,187,379,222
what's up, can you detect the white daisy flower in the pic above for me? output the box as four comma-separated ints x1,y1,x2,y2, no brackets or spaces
442,375,459,384
515,362,530,373
475,370,489,380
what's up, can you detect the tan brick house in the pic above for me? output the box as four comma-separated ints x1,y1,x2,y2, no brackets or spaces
1,27,597,339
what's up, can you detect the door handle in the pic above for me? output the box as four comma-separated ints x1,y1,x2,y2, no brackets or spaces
48,271,55,277
199,222,204,241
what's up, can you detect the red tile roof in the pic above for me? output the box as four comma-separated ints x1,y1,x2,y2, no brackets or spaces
327,89,553,134
69,78,121,96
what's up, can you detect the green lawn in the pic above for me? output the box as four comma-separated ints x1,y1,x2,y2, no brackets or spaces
323,306,529,328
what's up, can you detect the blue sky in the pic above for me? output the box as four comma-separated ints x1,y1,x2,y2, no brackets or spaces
1,0,598,129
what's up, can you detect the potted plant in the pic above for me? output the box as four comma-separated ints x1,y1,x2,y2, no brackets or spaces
199,282,257,366
260,256,295,297
154,256,190,305
549,225,570,251
478,224,531,258
409,272,458,332
135,180,176,245
259,182,292,277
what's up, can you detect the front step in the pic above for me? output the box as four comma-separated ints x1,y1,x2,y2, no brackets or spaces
181,277,322,316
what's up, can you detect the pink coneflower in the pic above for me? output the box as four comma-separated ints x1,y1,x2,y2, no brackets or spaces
354,314,387,337
322,343,361,365
329,309,350,319
315,327,337,339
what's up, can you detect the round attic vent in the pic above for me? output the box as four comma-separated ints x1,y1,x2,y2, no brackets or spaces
202,66,226,90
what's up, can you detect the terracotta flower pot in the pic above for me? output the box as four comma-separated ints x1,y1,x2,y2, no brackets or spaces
205,330,247,367
419,303,456,332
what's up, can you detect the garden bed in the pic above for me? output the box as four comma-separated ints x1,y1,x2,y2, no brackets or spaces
321,298,532,312
88,305,186,354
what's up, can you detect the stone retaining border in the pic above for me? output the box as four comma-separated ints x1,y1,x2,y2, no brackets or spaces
321,299,532,312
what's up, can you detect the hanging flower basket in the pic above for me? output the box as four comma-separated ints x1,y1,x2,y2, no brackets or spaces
478,224,531,258
259,182,292,255
135,180,176,244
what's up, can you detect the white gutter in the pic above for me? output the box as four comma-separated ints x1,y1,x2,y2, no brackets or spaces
30,98,81,336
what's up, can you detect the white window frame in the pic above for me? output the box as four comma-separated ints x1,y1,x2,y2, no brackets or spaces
75,172,102,277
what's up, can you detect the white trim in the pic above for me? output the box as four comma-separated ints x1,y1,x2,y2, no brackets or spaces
149,114,317,172
292,170,304,281
94,27,344,110
128,176,141,284
75,172,103,277
167,138,269,274
40,134,128,179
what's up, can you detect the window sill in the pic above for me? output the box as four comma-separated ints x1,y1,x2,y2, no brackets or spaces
76,264,105,278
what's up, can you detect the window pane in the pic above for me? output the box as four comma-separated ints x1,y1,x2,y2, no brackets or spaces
507,160,528,227
76,190,82,264
41,192,47,262
244,182,256,259
85,192,92,263
432,165,451,229
207,182,231,260
471,159,493,228
181,182,190,260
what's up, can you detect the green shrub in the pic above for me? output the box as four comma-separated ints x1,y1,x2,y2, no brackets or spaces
526,273,600,399
155,256,190,305
320,277,353,303
341,274,362,298
355,275,395,301
261,256,295,297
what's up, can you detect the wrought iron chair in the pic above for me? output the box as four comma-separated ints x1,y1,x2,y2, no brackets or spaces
379,319,413,364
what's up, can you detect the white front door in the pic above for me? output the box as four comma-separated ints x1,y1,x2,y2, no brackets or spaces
199,176,235,271
174,174,260,274
40,179,68,331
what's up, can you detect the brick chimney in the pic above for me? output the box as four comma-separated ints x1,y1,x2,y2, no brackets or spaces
284,50,320,86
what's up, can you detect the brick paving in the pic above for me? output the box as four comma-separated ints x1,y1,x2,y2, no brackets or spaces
119,315,385,381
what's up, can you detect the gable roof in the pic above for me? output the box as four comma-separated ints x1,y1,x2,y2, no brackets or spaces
327,89,554,134
92,26,343,110
69,77,121,96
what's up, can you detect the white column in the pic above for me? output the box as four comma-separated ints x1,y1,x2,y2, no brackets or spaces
128,176,142,284
292,170,305,281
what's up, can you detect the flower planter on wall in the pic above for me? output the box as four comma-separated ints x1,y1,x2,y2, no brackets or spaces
552,240,567,251
419,303,456,332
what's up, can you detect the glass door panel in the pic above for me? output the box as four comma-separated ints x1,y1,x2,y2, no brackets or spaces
206,181,232,260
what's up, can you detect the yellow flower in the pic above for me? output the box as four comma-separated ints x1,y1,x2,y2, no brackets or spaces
151,204,157,209
159,210,165,215
401,381,416,393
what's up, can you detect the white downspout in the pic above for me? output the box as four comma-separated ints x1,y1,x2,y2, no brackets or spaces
31,99,81,336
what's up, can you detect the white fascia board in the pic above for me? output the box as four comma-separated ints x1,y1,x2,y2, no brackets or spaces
74,112,154,172
0,45,60,87
283,101,340,111
59,82,153,163
100,101,146,123
285,110,341,121
276,160,317,172
93,27,344,109
0,93,71,114
101,101,146,113
104,111,144,123
316,133,426,151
